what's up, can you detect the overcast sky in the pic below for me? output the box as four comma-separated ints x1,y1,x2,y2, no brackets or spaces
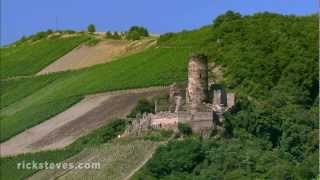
1,0,317,45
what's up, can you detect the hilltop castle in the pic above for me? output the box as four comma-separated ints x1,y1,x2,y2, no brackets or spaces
127,54,235,137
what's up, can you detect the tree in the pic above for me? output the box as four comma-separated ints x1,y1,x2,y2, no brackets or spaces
128,98,154,118
126,26,149,40
146,139,203,177
105,31,122,40
87,24,96,33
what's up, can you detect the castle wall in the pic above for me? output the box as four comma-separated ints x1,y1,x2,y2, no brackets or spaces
149,112,178,130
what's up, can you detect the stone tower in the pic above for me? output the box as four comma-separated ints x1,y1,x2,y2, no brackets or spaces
186,54,209,113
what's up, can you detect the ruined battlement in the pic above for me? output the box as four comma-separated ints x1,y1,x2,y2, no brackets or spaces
127,53,235,137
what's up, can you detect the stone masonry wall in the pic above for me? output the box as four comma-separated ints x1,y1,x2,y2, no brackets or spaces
186,54,209,113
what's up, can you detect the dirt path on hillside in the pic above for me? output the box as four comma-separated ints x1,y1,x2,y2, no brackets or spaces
37,39,156,75
0,87,168,157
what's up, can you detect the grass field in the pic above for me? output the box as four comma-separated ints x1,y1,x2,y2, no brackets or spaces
0,119,127,180
0,35,89,78
0,47,190,142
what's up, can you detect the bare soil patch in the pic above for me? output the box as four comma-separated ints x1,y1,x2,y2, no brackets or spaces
0,87,167,156
37,38,155,75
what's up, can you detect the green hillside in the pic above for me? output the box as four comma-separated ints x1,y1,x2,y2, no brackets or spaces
0,119,127,180
0,11,318,180
133,12,319,179
0,35,89,78
0,47,190,142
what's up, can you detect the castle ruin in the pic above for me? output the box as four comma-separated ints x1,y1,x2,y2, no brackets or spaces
186,54,209,113
127,54,235,137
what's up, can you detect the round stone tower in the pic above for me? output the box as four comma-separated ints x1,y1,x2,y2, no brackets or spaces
186,54,209,113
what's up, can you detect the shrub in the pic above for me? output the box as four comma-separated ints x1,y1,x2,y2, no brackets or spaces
126,26,149,40
31,31,48,41
158,32,175,45
87,24,96,33
144,130,172,141
113,32,121,39
105,31,122,40
105,31,113,38
85,37,100,46
101,119,127,142
127,31,141,40
63,29,76,34
128,98,154,118
178,123,192,136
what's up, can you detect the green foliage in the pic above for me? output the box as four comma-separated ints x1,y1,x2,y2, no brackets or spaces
126,26,149,40
146,138,204,178
85,37,100,46
113,32,121,39
1,11,318,179
87,24,96,33
0,119,127,180
10,29,78,46
105,31,122,40
105,31,113,38
135,11,319,179
136,135,318,179
30,31,52,41
143,130,172,142
157,32,175,45
0,35,89,78
127,98,155,118
178,123,192,136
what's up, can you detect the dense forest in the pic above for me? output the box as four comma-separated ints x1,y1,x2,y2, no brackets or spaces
133,11,319,179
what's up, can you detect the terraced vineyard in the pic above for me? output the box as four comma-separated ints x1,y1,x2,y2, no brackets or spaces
0,35,89,78
0,47,190,142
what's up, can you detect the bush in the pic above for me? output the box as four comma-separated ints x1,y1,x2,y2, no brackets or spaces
85,37,100,46
126,26,149,40
143,130,172,141
101,119,127,142
105,31,122,40
113,32,121,39
178,123,192,136
128,98,154,118
31,31,48,41
158,32,175,45
63,29,76,34
146,138,204,177
87,24,96,33
105,31,113,38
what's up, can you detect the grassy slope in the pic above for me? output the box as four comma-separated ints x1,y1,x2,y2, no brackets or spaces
0,47,190,142
0,119,127,180
31,138,160,180
0,36,89,78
